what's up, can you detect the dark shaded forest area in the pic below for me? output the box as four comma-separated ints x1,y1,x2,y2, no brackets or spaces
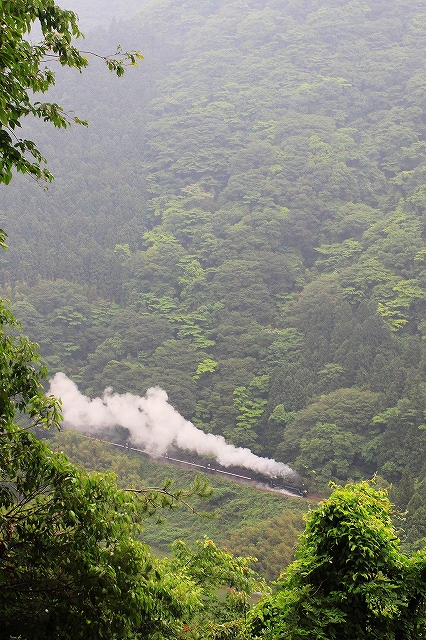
2,0,426,553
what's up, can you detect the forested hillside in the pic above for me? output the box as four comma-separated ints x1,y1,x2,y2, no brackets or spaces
2,0,426,551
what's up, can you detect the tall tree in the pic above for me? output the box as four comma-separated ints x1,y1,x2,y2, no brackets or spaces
247,481,426,640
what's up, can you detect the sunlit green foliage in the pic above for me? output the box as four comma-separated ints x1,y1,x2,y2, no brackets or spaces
247,482,426,639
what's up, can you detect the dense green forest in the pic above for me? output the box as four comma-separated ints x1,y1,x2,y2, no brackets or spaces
7,1,426,637
3,0,426,558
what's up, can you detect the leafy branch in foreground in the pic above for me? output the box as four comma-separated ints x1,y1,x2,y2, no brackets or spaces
0,1,143,184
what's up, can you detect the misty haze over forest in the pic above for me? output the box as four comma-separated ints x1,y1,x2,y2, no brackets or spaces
61,0,152,30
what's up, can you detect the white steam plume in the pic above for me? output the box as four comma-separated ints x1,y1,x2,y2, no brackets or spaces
49,372,295,478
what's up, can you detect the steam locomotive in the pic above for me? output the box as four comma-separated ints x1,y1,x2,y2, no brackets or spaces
166,451,308,497
99,438,308,498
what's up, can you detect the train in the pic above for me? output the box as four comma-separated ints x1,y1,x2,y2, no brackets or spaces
91,436,308,498
163,449,308,497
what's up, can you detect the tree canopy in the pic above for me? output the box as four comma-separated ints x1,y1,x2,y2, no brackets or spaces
247,481,426,639
0,300,164,637
4,0,426,633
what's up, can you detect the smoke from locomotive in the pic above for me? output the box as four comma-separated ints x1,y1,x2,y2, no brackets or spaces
50,372,295,479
